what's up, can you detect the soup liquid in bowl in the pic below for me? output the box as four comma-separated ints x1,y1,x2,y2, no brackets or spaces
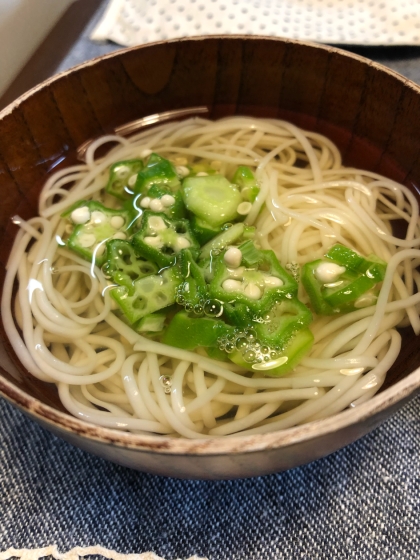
3,115,420,440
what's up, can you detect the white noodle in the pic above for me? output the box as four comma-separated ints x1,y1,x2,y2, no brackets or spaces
2,116,419,438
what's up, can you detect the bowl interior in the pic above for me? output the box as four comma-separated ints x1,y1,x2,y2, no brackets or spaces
0,36,420,440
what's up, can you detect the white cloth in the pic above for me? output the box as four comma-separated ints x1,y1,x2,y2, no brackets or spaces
91,0,420,47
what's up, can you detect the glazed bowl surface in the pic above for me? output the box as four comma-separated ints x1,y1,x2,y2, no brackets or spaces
1,36,420,479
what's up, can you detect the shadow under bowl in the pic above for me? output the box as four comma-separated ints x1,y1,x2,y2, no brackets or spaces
0,36,419,479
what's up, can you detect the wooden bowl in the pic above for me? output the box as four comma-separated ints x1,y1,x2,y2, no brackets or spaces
1,36,419,479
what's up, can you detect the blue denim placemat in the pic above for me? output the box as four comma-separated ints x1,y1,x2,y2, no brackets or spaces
1,394,419,560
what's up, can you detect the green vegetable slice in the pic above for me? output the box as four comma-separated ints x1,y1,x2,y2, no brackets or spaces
209,247,298,316
103,239,158,290
232,166,260,202
106,159,143,200
63,200,136,267
302,244,387,315
182,174,242,228
134,153,180,194
110,266,180,325
162,311,234,350
132,211,200,268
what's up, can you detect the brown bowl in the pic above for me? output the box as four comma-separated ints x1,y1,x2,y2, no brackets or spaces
1,36,419,479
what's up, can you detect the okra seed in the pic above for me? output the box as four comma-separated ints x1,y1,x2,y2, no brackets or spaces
244,283,261,300
91,211,106,224
128,174,138,187
113,232,127,240
210,160,222,170
115,165,130,176
150,199,164,212
148,216,167,231
224,247,242,268
222,278,242,292
110,216,125,229
78,233,96,248
140,148,152,158
174,236,191,251
264,275,283,287
315,262,346,283
161,194,176,207
71,206,90,225
176,165,190,177
140,197,151,208
144,235,162,247
196,171,208,176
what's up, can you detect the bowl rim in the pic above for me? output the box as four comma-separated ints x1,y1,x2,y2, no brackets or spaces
1,34,417,119
1,34,420,456
1,363,419,455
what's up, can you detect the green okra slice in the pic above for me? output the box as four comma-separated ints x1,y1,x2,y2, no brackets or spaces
199,223,246,261
136,312,167,334
132,211,200,269
138,184,186,220
219,297,313,376
176,249,209,312
110,265,181,325
189,215,223,245
253,298,313,348
245,328,314,377
209,247,298,316
302,244,387,315
103,239,158,290
181,174,242,228
232,166,260,202
63,200,137,267
134,153,180,194
162,311,235,351
106,159,143,200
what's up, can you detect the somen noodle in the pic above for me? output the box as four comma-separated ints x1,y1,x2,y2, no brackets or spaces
2,116,420,438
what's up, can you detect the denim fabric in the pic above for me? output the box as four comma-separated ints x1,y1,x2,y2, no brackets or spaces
1,394,420,560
